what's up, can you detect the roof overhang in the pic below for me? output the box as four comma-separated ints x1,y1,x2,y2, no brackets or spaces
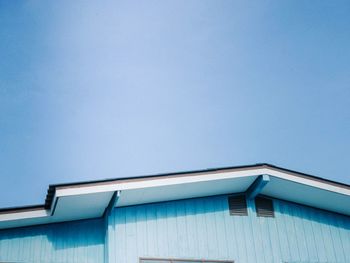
0,163,349,230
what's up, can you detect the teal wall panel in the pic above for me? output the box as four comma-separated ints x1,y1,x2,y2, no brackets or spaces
0,218,104,263
108,195,350,263
0,194,349,263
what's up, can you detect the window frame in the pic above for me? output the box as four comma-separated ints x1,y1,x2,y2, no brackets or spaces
140,257,234,263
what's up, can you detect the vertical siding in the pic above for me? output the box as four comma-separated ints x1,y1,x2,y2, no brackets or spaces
109,195,350,263
0,218,104,263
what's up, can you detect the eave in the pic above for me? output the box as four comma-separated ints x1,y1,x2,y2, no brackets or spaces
0,163,349,230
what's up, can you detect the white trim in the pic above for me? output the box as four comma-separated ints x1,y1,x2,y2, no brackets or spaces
55,167,350,198
0,209,49,222
0,166,349,229
55,169,264,197
264,169,350,196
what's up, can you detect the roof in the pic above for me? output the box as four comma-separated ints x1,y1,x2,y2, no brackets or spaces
0,163,349,229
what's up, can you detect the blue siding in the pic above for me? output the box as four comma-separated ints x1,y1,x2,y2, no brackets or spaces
0,195,349,263
108,195,350,263
0,218,104,263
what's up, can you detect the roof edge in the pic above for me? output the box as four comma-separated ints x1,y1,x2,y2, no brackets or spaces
0,204,46,215
2,163,350,213
43,163,270,208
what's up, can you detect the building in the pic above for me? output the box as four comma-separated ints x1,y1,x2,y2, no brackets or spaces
0,163,349,263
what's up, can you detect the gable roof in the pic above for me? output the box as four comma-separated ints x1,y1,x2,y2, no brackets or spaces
0,163,349,230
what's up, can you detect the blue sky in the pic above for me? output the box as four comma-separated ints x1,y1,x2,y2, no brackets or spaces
0,1,349,208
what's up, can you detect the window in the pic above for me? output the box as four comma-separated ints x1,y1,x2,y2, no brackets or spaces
140,258,234,263
255,196,275,217
228,195,248,216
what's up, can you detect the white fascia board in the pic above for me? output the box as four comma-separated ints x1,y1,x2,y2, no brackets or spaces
0,166,349,227
55,167,350,200
263,168,350,196
55,168,267,198
0,209,49,222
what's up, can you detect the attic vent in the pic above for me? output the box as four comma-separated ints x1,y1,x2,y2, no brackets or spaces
228,195,248,216
255,196,274,217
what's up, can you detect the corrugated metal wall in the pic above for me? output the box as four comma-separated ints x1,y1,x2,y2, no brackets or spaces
108,195,350,263
0,218,104,263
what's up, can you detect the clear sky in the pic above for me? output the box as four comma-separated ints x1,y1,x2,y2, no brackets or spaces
0,1,349,208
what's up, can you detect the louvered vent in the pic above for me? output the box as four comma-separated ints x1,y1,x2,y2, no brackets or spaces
255,196,275,217
228,195,248,216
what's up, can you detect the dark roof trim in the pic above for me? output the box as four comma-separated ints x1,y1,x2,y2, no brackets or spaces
0,204,45,215
44,163,268,208
265,164,350,189
44,163,350,209
3,163,350,212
